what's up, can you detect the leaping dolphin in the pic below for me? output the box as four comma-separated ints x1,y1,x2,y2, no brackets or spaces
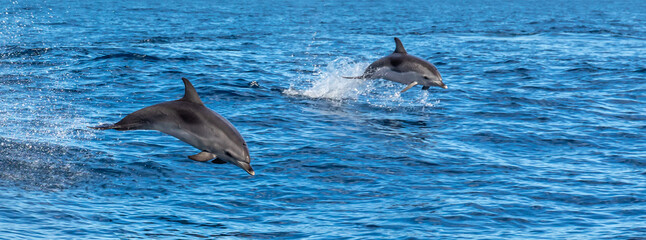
90,78,255,175
344,37,447,92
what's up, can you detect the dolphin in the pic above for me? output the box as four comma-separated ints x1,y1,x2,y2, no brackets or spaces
344,37,447,92
90,78,255,175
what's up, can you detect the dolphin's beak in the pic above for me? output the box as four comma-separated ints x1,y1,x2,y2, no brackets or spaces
440,83,448,89
246,167,255,176
233,160,255,176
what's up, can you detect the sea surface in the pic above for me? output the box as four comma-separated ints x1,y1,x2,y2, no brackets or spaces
1,0,645,239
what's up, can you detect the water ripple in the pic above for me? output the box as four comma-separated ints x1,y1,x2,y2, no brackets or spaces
1,0,645,239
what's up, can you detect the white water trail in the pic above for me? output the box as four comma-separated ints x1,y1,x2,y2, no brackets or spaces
283,57,370,100
284,57,440,108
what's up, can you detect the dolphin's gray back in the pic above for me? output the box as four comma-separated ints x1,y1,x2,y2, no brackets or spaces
106,100,244,151
364,53,439,77
396,54,440,76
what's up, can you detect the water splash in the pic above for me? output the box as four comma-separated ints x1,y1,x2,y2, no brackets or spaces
283,57,369,100
284,57,440,108
0,84,97,148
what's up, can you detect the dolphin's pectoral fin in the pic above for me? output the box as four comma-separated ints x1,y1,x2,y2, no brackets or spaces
400,81,418,93
211,159,227,164
188,151,217,162
422,86,430,90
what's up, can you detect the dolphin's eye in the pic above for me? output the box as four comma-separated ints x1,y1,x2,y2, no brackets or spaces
225,151,233,157
423,76,429,80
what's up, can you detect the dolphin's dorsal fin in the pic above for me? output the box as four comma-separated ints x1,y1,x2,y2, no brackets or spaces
393,37,407,54
180,77,203,105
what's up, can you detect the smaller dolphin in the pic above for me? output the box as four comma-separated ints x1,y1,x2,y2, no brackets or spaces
90,78,254,175
344,37,447,92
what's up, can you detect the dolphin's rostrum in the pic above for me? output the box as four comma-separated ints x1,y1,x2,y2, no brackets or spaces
344,37,447,92
90,78,255,175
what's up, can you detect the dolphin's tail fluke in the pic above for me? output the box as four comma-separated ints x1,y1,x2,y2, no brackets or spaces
88,123,142,131
90,112,152,131
88,124,116,130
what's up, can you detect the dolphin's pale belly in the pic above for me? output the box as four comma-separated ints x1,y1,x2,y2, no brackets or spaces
371,68,424,85
154,122,211,151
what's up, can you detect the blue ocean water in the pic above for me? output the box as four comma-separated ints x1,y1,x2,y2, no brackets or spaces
1,0,645,238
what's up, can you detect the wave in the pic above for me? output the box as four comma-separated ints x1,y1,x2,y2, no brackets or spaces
138,37,173,44
91,53,162,62
484,67,532,75
565,62,607,73
0,47,52,59
0,46,92,59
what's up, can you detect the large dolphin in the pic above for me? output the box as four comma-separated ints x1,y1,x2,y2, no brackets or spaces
90,78,254,175
344,37,447,92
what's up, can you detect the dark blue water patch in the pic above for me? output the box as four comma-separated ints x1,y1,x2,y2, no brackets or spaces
0,46,91,59
565,62,606,73
0,47,52,59
216,34,243,40
606,154,646,168
0,74,36,85
484,67,532,74
137,36,173,44
91,52,163,62
214,47,243,52
0,59,60,67
526,190,645,206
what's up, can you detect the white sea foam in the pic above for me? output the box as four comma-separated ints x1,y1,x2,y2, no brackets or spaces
284,57,439,108
283,57,370,100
